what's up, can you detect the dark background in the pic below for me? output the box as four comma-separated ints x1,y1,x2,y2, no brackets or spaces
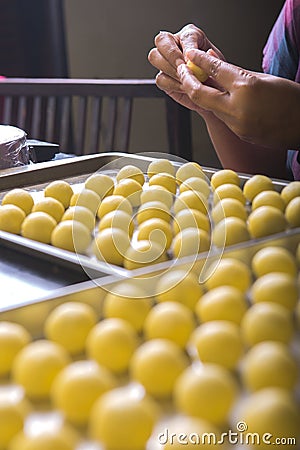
0,0,286,166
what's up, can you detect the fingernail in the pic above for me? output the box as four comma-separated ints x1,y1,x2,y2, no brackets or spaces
177,64,185,76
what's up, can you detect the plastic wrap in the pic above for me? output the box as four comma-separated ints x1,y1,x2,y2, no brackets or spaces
0,125,29,169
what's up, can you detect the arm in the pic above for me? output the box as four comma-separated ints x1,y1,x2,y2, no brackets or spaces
203,113,288,178
148,25,296,178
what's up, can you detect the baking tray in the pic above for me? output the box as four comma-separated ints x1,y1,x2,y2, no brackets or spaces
0,152,297,306
0,235,299,450
0,152,182,305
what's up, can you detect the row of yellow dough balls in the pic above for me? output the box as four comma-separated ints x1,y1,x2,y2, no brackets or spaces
1,163,299,261
0,246,299,448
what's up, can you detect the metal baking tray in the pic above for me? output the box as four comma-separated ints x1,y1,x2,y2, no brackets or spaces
0,235,299,450
0,152,297,306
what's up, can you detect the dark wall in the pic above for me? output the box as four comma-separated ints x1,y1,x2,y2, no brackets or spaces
0,0,68,77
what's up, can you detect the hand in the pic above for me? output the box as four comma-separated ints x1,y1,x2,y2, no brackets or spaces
148,24,224,113
177,49,300,149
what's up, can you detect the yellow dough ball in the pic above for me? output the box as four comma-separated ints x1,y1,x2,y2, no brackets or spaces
285,196,300,227
136,218,173,250
93,228,130,266
140,185,174,209
70,188,100,215
102,282,152,332
51,359,116,425
205,257,252,293
172,227,210,258
51,219,91,253
179,176,210,199
32,197,65,223
147,158,175,178
136,200,171,225
250,272,298,311
213,183,246,205
2,302,52,339
130,338,189,398
251,189,285,212
144,301,196,348
241,302,294,347
174,190,208,216
212,216,250,248
174,363,238,425
240,387,300,450
9,426,78,450
97,194,133,219
61,205,95,231
211,197,248,224
21,211,56,244
297,242,300,265
89,386,159,450
247,205,287,238
173,208,210,235
296,300,300,330
281,180,300,205
98,209,134,237
124,240,168,270
2,188,33,215
241,341,298,392
252,246,297,277
176,162,206,184
148,172,177,194
186,59,208,82
44,180,73,209
210,169,240,189
155,269,204,310
44,302,97,355
0,397,25,449
243,174,274,202
0,322,31,377
85,172,114,198
0,204,25,234
195,285,248,325
53,286,104,318
116,164,145,185
113,178,143,207
190,320,244,369
86,318,138,373
12,339,70,400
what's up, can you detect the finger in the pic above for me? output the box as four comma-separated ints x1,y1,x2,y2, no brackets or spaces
154,31,185,68
155,72,199,112
177,63,229,113
155,71,182,93
148,48,179,80
185,49,241,89
177,24,225,61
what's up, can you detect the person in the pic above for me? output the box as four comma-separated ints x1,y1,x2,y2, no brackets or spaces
148,0,300,180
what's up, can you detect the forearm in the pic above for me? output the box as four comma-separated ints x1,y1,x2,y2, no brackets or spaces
203,113,288,179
